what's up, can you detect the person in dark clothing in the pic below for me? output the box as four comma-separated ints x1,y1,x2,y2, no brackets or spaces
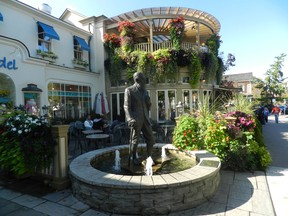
92,114,106,130
109,115,123,134
264,107,269,123
257,106,266,125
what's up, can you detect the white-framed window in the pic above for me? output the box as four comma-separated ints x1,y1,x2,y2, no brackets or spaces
182,76,190,83
110,92,125,121
38,33,51,52
156,90,176,122
182,89,199,113
37,22,59,52
73,36,90,61
73,43,83,60
48,82,91,120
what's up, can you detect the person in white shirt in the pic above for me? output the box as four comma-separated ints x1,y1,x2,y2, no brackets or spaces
84,114,93,130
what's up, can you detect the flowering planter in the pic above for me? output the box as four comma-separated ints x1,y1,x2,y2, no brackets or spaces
73,63,87,70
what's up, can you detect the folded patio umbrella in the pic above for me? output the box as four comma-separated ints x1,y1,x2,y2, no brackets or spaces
94,92,110,115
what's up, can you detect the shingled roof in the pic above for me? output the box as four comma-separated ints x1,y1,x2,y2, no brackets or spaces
223,72,253,82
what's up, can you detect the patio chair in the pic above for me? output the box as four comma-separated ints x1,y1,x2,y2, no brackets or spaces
151,121,166,143
112,122,130,145
73,121,86,155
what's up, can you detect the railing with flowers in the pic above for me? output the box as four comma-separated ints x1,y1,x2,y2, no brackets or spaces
134,42,201,53
103,19,222,87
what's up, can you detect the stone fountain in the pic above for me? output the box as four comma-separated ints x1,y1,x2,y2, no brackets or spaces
69,143,221,215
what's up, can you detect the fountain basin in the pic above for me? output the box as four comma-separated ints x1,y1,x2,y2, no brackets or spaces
69,144,221,215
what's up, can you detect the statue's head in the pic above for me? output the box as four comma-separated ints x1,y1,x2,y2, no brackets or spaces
133,72,146,89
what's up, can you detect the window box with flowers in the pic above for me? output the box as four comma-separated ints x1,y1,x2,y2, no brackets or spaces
0,110,56,176
37,49,58,62
72,58,89,68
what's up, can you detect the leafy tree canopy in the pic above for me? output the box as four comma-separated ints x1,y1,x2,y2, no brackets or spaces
255,53,287,104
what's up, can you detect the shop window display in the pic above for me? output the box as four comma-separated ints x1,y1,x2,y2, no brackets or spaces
48,82,91,120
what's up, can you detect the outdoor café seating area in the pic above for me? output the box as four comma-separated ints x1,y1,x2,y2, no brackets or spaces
67,120,176,159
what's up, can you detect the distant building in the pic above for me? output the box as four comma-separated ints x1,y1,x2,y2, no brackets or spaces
222,72,253,99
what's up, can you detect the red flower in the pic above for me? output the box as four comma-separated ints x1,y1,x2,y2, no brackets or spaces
103,33,120,49
118,20,135,33
168,16,185,31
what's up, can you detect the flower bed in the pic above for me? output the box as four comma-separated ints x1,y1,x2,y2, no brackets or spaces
173,111,272,171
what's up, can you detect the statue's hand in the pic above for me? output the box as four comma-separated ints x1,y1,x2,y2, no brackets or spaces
128,119,136,127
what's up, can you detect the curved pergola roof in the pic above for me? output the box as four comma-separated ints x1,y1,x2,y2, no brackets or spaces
105,7,221,43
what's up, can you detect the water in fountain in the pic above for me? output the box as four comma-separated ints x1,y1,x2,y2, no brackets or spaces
92,147,197,175
145,156,153,176
161,147,167,163
161,147,167,158
113,150,121,171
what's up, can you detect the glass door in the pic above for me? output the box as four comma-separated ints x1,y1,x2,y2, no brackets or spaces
156,90,176,122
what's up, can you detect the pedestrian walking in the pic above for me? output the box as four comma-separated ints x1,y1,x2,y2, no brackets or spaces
271,105,281,123
264,106,269,123
256,106,266,125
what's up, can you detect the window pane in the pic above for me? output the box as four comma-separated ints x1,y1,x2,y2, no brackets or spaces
48,82,91,120
157,91,165,121
183,90,190,113
168,90,176,121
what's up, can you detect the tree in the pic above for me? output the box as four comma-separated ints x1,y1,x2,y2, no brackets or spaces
255,53,287,104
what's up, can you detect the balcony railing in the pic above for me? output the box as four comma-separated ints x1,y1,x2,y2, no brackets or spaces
134,42,202,52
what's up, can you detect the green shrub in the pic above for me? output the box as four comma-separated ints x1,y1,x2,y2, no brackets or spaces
172,110,272,171
173,114,203,150
0,111,56,175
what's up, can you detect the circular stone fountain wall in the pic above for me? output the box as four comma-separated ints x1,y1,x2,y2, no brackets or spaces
69,144,221,215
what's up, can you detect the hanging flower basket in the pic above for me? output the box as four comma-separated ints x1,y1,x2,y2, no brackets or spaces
168,16,185,50
118,20,136,53
103,33,121,52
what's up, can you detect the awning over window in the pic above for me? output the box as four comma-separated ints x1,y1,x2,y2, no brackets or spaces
74,36,90,51
0,12,3,21
37,21,60,40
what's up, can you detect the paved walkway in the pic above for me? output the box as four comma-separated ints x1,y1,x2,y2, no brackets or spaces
0,115,287,215
263,114,288,216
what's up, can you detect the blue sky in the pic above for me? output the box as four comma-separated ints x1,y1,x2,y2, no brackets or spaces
20,0,288,79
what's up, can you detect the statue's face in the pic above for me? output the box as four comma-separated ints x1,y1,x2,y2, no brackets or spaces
135,73,146,89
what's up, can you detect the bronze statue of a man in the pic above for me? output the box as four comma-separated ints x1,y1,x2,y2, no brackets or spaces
124,72,155,165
